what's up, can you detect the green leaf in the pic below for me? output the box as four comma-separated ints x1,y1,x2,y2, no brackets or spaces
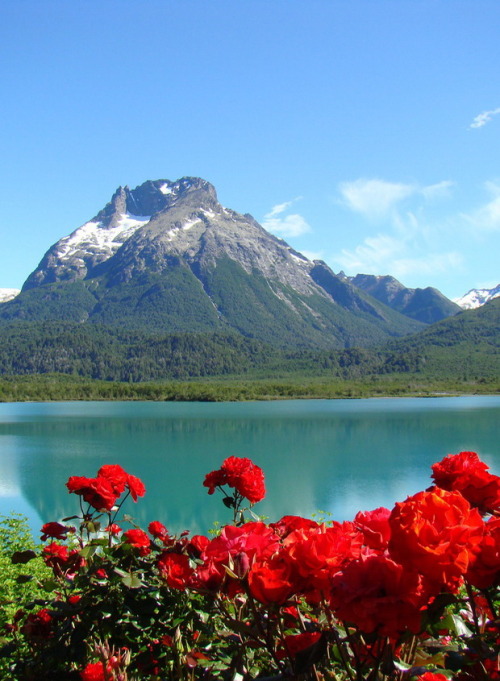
79,545,98,559
41,578,59,592
121,573,143,589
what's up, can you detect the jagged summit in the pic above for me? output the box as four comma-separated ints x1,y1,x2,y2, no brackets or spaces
4,177,427,349
23,178,217,290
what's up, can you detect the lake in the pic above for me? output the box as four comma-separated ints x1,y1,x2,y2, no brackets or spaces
0,395,499,537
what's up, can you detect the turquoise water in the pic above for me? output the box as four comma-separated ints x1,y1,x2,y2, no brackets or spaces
0,396,498,536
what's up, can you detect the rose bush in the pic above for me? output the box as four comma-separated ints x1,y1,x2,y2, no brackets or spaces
0,452,498,680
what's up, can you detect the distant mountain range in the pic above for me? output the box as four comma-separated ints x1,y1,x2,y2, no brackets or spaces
0,176,498,383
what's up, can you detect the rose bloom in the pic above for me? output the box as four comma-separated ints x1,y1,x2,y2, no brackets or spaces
193,522,279,591
270,515,320,539
431,451,500,515
248,549,299,605
127,473,146,501
203,456,266,503
80,661,115,681
21,608,53,640
284,521,363,597
40,521,71,541
43,542,85,576
123,528,151,556
417,674,449,681
466,516,500,589
97,464,128,495
66,475,119,511
67,466,145,512
354,507,391,552
186,534,210,558
157,552,194,589
330,552,430,637
278,631,323,661
148,520,169,541
389,488,484,591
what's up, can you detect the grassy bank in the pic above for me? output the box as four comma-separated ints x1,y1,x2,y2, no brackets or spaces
0,373,498,402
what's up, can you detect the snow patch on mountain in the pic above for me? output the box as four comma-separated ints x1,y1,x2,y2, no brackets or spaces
454,284,500,309
56,213,151,262
165,218,203,241
0,288,20,304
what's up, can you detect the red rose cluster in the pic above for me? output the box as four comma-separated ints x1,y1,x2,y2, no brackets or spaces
203,455,266,504
25,451,499,680
188,451,500,639
66,464,145,512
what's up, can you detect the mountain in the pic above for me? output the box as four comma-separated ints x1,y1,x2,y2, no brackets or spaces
0,177,423,350
384,297,500,379
454,284,500,310
347,274,461,324
0,289,20,304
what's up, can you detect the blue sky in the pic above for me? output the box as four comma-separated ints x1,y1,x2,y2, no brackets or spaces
1,1,499,300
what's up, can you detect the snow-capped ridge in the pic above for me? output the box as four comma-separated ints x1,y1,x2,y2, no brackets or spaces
454,284,500,309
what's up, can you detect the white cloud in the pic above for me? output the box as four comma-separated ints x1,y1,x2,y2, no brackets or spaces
460,181,500,232
335,232,462,279
262,197,311,238
265,198,301,218
338,178,415,219
469,107,500,129
335,233,405,273
421,180,455,200
263,213,312,238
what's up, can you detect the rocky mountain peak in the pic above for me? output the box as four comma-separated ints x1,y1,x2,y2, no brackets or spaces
22,177,219,290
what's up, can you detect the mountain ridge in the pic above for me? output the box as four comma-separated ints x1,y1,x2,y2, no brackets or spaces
1,177,426,349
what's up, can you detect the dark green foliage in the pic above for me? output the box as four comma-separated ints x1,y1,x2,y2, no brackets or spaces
1,256,424,350
0,299,498,396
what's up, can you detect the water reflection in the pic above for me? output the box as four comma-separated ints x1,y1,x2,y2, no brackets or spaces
0,397,498,536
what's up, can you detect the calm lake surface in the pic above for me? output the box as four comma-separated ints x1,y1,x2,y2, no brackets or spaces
0,396,499,536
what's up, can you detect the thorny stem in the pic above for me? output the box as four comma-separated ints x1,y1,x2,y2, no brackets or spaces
320,597,355,681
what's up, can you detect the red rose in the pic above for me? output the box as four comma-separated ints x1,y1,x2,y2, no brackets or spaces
203,469,227,495
186,534,210,558
126,473,146,501
193,522,279,591
354,507,391,551
203,456,266,503
248,550,299,604
389,488,484,590
80,661,109,681
148,520,169,541
66,475,119,511
284,521,363,597
330,552,430,637
97,464,128,495
21,608,53,640
123,528,151,556
466,516,500,589
43,542,85,576
431,451,500,514
416,674,449,681
40,521,71,541
270,515,320,539
278,631,322,661
157,552,194,589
